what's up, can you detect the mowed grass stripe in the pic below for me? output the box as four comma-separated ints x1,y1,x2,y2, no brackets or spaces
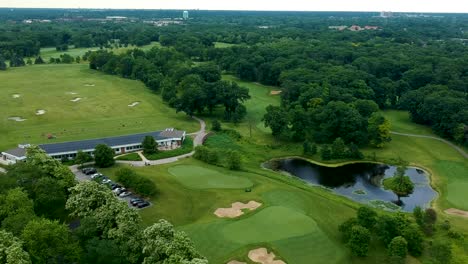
168,165,253,189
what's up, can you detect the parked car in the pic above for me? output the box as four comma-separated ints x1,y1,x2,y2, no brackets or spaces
119,191,132,197
82,168,97,175
130,198,143,206
102,178,111,184
91,173,103,179
111,184,122,190
137,201,150,208
113,188,125,195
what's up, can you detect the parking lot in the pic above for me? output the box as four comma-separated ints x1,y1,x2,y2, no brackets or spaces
71,166,151,210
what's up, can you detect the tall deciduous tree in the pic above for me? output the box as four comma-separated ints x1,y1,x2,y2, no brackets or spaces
263,105,289,137
383,165,414,204
94,144,115,168
348,226,371,257
368,113,392,148
142,136,157,154
0,230,31,264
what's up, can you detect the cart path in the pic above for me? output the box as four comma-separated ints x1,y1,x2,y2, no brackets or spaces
390,131,468,159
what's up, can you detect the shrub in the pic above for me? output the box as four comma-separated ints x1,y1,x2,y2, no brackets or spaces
303,140,317,156
357,207,377,229
348,226,371,257
115,168,156,197
211,120,222,131
227,150,242,170
142,135,157,154
320,145,332,160
388,236,408,259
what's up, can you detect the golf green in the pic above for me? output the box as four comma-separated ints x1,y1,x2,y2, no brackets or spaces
168,165,254,189
222,206,318,244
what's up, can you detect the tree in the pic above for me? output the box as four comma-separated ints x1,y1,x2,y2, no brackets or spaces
356,207,377,229
75,150,92,167
212,120,222,132
0,230,31,264
368,113,392,148
31,177,67,220
263,105,289,137
83,238,123,264
331,137,347,159
94,144,115,168
353,99,379,118
338,217,358,242
34,56,44,65
383,165,414,204
348,226,371,257
227,151,242,170
0,56,7,70
142,136,157,154
430,241,452,264
413,206,424,226
75,56,81,63
402,224,424,256
142,219,206,264
0,188,36,236
321,145,332,160
303,140,317,156
26,59,32,65
347,143,364,159
388,236,408,263
21,218,81,264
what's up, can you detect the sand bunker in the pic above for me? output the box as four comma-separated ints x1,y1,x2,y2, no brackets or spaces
128,101,140,107
214,201,262,218
445,208,468,218
12,94,21,98
248,248,286,264
66,92,78,95
36,109,46,115
270,90,282,95
8,116,26,122
84,84,95,87
70,97,82,102
227,261,246,264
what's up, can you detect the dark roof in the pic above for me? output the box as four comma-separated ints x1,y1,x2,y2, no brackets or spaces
160,129,185,139
39,130,184,154
2,147,27,157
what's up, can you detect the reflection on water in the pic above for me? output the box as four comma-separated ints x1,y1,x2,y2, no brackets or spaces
266,158,436,212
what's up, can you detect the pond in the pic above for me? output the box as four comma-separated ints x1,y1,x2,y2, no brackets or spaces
264,158,437,212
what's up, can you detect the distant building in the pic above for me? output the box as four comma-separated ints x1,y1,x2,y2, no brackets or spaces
183,11,189,20
1,129,186,164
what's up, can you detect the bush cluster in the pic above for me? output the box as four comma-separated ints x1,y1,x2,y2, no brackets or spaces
115,168,156,197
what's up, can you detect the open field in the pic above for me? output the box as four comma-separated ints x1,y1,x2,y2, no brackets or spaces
382,110,433,135
0,64,198,151
36,42,161,61
214,42,237,48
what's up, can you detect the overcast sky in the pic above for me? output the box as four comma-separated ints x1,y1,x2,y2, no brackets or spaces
1,0,468,13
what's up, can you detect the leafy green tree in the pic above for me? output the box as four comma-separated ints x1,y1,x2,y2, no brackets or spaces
94,144,115,168
142,136,157,154
142,219,207,264
26,59,32,65
75,150,92,167
402,224,424,256
338,217,358,242
83,238,123,264
303,140,317,156
388,236,408,262
0,188,36,236
212,120,222,132
430,241,452,264
348,226,371,257
9,55,25,67
375,215,402,245
31,177,67,220
75,56,81,63
320,145,332,160
347,143,364,159
357,207,377,229
116,168,156,197
383,165,414,204
227,151,242,170
21,218,81,264
353,99,379,118
263,105,289,137
331,137,347,159
0,230,31,264
413,206,424,226
34,56,44,64
368,113,392,148
0,56,7,70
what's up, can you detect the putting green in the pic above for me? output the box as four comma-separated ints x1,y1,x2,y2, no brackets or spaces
439,160,468,210
222,206,318,244
168,165,253,189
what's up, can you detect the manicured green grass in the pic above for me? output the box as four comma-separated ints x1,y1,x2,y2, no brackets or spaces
115,152,142,161
144,137,193,160
382,110,433,135
0,64,198,151
168,165,254,189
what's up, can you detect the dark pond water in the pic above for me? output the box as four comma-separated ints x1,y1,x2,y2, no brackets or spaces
265,158,437,212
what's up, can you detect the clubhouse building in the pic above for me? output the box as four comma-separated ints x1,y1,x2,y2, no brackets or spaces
1,128,186,164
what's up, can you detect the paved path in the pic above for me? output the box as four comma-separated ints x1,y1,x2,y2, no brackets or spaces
116,116,208,167
390,131,468,159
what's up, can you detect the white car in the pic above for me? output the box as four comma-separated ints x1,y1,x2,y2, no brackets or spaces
91,173,103,179
102,179,111,184
119,191,132,197
113,188,125,194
